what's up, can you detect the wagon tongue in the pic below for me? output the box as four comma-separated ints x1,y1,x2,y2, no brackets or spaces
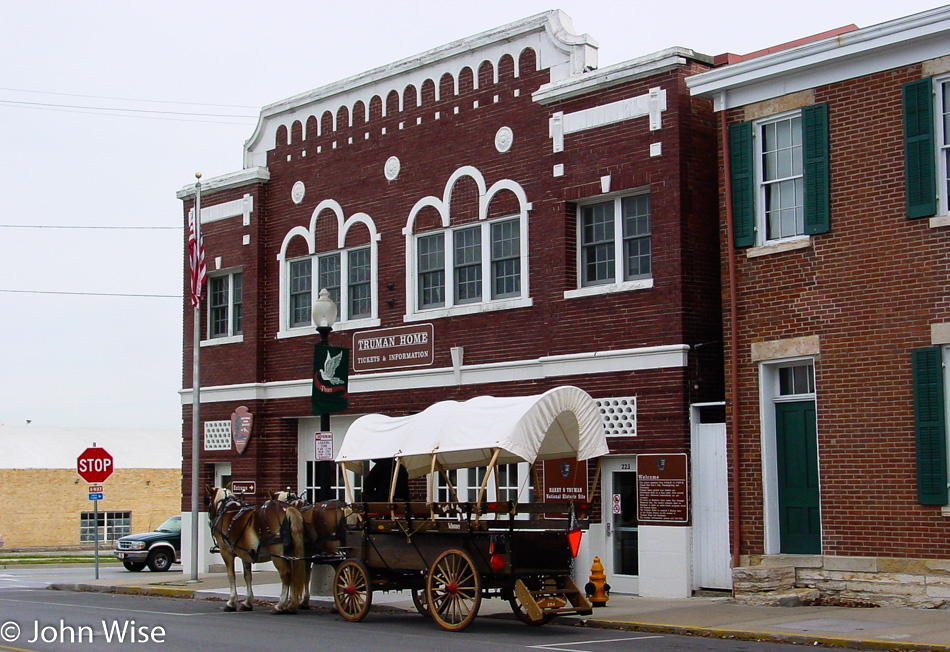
567,529,583,558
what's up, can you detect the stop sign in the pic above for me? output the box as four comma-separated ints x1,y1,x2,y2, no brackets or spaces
77,447,114,483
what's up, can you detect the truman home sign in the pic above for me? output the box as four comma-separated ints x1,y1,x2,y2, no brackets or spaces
352,323,434,372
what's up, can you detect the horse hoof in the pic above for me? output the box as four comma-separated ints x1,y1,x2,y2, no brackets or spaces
238,604,253,612
223,605,237,612
271,608,296,615
298,603,311,610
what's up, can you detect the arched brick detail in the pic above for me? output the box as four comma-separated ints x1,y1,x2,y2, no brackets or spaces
478,60,495,88
459,66,475,94
518,47,537,75
352,100,367,126
403,84,418,111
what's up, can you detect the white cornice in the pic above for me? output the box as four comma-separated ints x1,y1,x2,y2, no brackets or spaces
180,344,688,405
687,6,950,110
241,11,597,168
534,48,712,105
176,167,270,200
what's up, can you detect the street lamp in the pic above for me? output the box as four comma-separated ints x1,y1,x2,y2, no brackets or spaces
312,287,338,346
312,288,338,466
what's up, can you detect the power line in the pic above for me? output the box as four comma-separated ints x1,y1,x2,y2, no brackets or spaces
0,101,255,125
0,289,181,298
0,98,255,118
0,224,179,230
0,86,260,110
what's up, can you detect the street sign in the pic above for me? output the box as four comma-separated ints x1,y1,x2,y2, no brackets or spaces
88,493,103,500
315,431,334,460
231,481,256,494
88,485,103,493
77,447,114,483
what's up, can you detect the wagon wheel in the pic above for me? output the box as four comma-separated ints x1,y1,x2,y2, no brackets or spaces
426,548,481,632
410,588,430,617
333,560,373,622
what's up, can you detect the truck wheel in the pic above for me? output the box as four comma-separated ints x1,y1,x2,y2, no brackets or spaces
147,548,174,572
123,561,146,572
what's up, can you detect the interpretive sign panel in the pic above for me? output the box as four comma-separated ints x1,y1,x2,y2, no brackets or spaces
636,453,689,524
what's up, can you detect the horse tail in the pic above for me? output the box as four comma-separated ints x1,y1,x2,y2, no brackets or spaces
288,506,307,607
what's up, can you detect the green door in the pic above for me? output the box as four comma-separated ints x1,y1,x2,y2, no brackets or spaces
775,400,820,554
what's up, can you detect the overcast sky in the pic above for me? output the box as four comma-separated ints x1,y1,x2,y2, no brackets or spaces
1,0,945,430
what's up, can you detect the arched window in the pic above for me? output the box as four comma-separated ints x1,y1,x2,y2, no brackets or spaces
278,201,381,337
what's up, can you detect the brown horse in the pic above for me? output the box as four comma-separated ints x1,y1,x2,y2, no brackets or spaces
205,486,306,613
272,490,348,609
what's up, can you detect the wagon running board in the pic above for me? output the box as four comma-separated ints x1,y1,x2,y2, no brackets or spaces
514,578,593,622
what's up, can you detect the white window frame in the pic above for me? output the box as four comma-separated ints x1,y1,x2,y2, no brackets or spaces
431,462,532,516
566,190,654,300
936,76,950,218
754,110,806,246
403,166,532,322
277,201,380,338
287,257,312,329
202,268,243,347
407,215,529,319
414,215,524,316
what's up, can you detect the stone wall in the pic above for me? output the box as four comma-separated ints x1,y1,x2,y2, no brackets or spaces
734,555,950,609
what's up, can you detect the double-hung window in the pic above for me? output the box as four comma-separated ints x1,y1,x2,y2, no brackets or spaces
729,103,829,248
288,259,311,328
418,234,446,309
208,271,242,340
415,217,521,312
577,193,651,289
903,76,950,219
287,246,372,329
760,114,804,240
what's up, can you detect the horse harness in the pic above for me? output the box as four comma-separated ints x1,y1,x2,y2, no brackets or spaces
209,494,297,562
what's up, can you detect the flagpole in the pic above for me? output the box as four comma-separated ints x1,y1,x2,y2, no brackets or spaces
190,172,202,582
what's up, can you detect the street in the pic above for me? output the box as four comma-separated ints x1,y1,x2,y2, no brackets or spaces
0,567,807,652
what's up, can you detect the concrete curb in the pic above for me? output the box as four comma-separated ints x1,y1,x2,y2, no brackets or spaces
575,618,950,652
49,583,198,600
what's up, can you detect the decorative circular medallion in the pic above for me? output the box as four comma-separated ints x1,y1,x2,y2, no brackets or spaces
495,126,513,153
384,156,401,181
291,181,306,205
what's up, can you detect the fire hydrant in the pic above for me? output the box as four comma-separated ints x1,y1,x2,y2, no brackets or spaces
584,556,610,607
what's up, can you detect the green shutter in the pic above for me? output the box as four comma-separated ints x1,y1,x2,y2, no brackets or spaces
802,103,830,235
903,78,937,219
729,121,754,248
913,347,948,505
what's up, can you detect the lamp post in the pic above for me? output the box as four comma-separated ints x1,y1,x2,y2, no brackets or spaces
312,288,338,437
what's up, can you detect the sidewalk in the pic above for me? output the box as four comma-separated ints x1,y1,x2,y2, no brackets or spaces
48,570,950,651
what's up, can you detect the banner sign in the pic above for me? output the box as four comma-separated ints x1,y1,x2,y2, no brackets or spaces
352,324,434,372
312,344,349,414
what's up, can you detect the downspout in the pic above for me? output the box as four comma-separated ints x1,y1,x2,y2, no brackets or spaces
719,90,742,572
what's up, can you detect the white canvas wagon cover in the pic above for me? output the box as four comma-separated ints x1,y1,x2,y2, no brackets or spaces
336,386,608,478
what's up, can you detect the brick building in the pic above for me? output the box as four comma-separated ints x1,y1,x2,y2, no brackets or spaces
177,12,724,596
0,426,180,548
688,6,950,607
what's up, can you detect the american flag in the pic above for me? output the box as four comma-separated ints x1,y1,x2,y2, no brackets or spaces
187,211,206,307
